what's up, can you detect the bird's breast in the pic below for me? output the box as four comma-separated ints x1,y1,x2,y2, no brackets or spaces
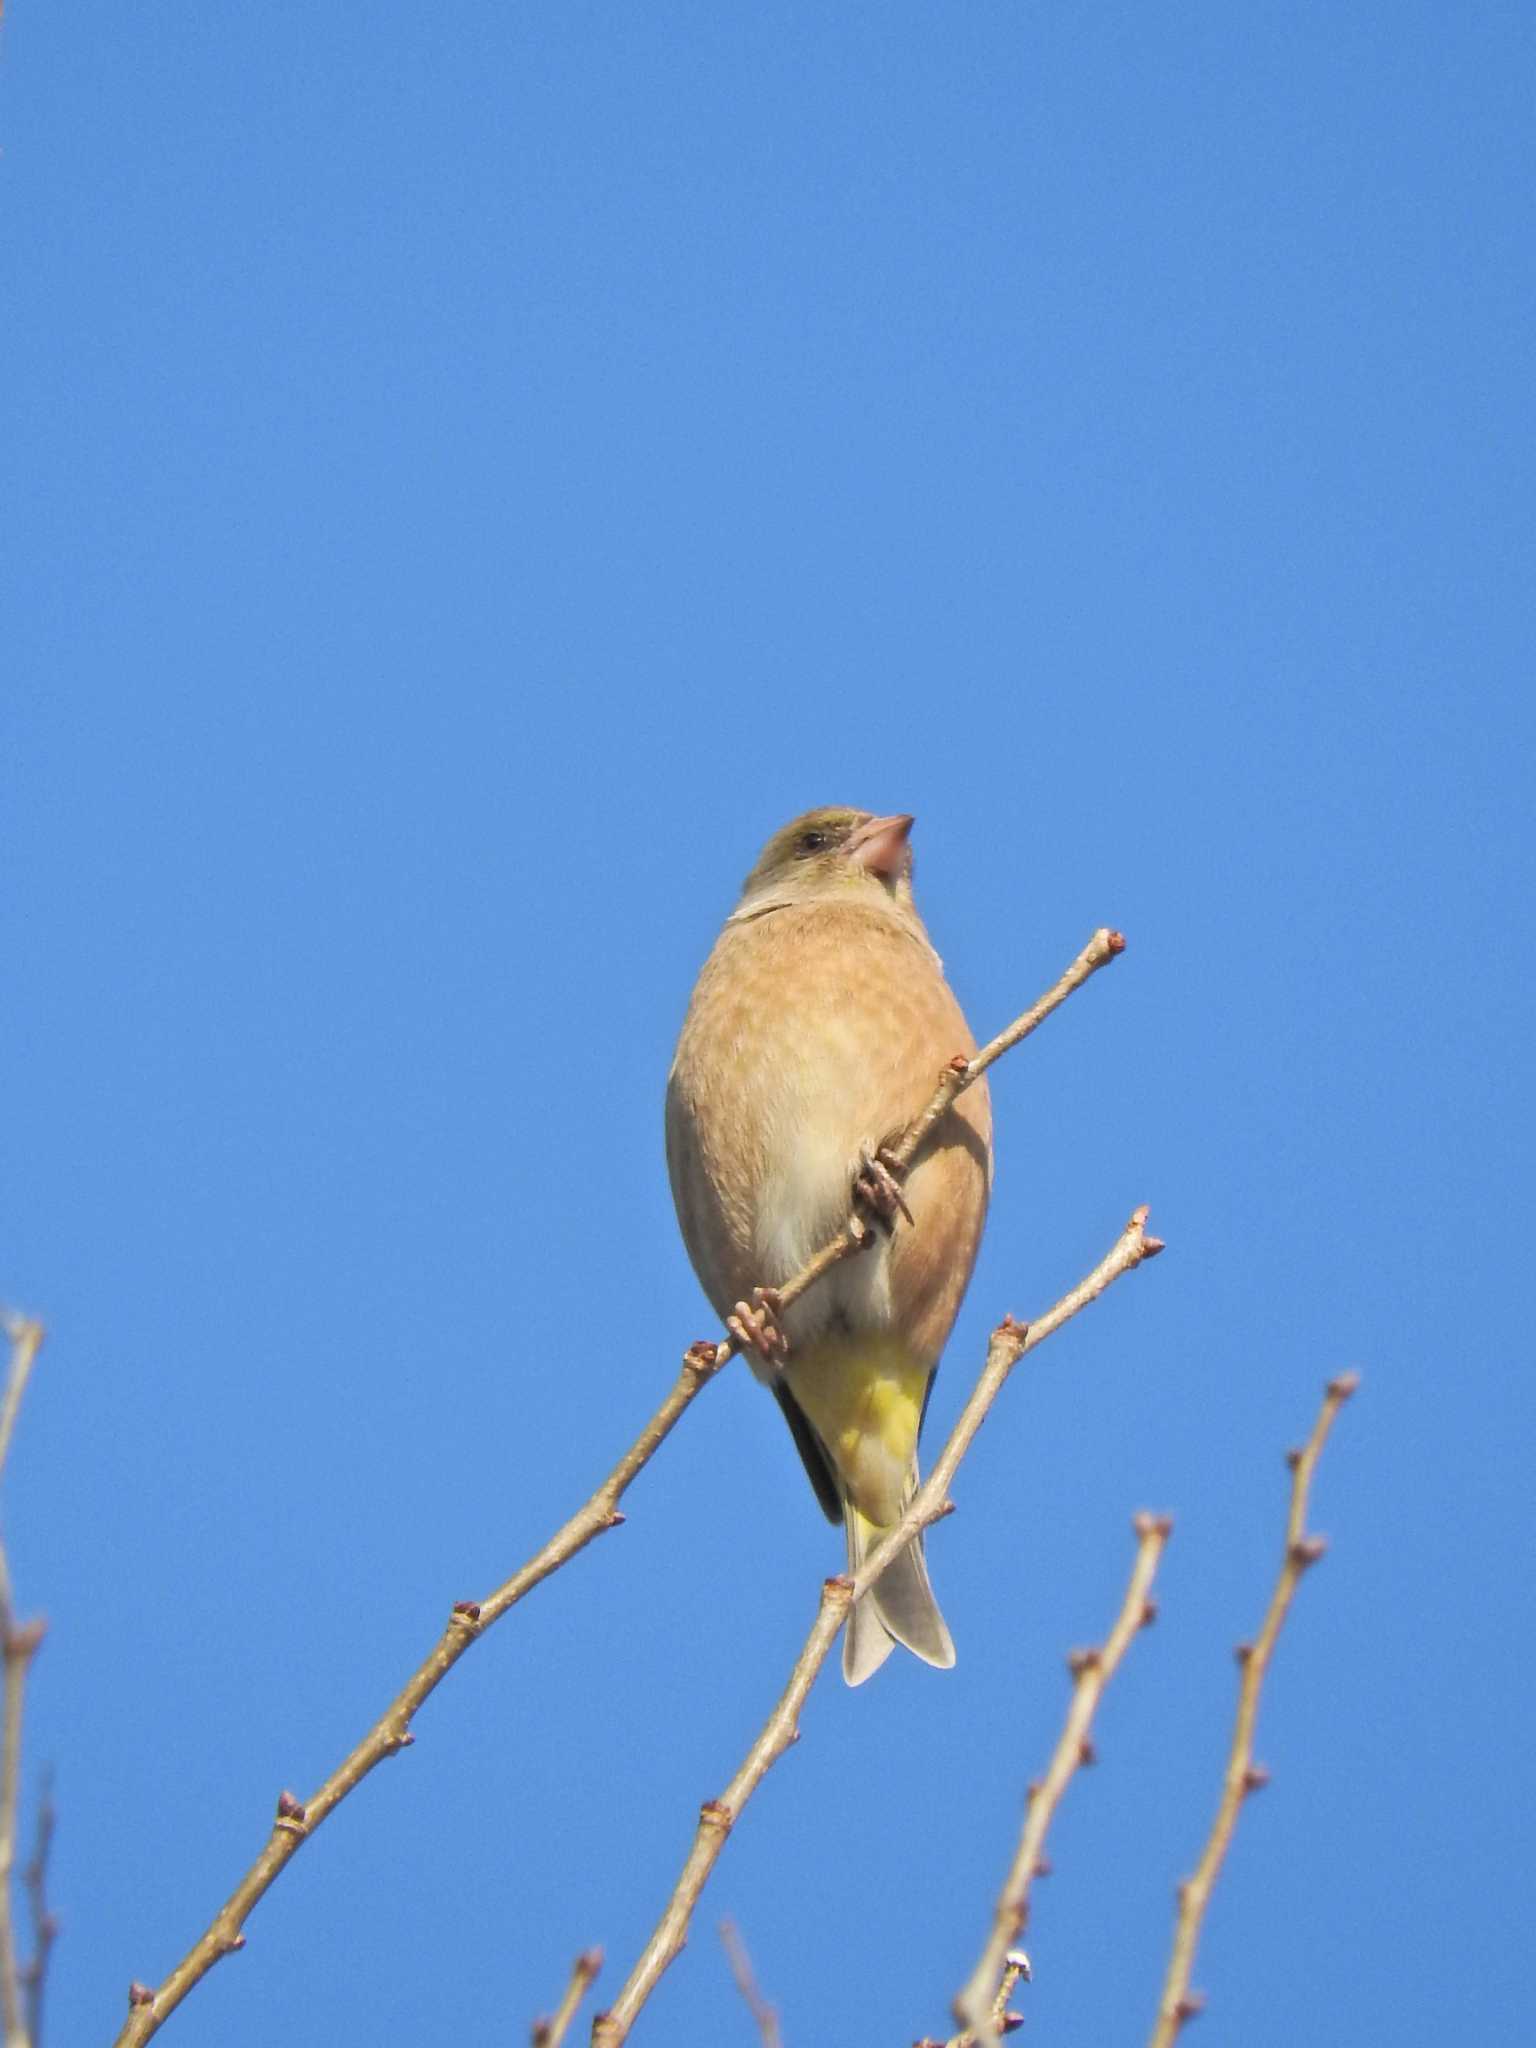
668,899,991,1360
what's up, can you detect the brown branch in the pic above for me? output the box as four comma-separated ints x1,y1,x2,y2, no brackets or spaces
0,1620,44,2048
532,1948,603,2048
949,1513,1172,2047
20,1769,56,2048
1147,1371,1359,2046
0,1319,42,1498
769,927,1125,1315
591,1203,1164,2047
915,1952,1030,2047
0,1313,46,2048
111,927,1126,2043
0,1315,44,1634
110,1342,726,2045
899,927,1125,1165
718,1919,783,2048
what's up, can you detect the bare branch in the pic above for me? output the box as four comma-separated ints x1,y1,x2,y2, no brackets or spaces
591,1203,1163,2047
0,1621,44,2048
719,1919,783,2048
770,927,1126,1314
950,1513,1172,2046
110,1340,725,2044
532,1948,603,2048
0,1318,42,1497
20,1769,56,2048
110,927,1126,2043
900,926,1125,1165
915,1952,1031,2048
0,1315,44,1630
0,1313,46,2048
1147,1371,1359,2046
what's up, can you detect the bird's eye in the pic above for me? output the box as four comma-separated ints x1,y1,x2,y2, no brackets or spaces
796,830,831,856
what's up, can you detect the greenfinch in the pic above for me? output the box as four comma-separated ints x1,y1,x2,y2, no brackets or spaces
667,808,992,1682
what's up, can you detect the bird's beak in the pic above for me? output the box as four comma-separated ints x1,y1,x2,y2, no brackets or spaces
846,812,914,878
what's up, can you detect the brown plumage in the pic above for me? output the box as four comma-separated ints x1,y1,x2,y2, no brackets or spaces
666,807,992,1682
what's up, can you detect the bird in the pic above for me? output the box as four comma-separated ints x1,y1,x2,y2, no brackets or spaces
666,807,992,1683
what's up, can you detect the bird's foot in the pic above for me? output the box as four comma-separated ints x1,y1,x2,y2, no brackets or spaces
728,1286,790,1365
854,1145,913,1234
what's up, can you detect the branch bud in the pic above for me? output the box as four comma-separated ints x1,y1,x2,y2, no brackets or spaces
1133,1510,1174,1538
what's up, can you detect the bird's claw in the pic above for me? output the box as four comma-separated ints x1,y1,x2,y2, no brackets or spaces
728,1286,790,1365
854,1145,913,1233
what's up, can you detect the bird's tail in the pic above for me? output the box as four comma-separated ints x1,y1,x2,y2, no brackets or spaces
842,1494,956,1686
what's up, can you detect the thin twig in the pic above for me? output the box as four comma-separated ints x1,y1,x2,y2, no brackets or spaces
899,928,1125,1165
0,1316,45,1630
20,1770,56,2048
950,1513,1172,2046
532,1948,603,2048
591,1203,1164,2047
0,1319,42,1497
915,1952,1030,2048
1147,1371,1359,2046
0,1314,46,2048
719,1919,783,2048
111,1342,725,2044
111,927,1126,2044
0,1623,44,2048
768,928,1125,1320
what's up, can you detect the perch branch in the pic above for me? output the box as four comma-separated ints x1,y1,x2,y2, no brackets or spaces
591,1202,1163,2046
719,1919,783,2048
1147,1371,1358,2046
770,927,1124,1318
532,1948,603,2048
111,927,1125,2044
950,1512,1171,2047
111,1340,724,2044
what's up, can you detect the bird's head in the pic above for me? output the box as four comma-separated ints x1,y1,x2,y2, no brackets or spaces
733,807,919,923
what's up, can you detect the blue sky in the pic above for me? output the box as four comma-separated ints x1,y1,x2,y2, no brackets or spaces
3,4,1532,2043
